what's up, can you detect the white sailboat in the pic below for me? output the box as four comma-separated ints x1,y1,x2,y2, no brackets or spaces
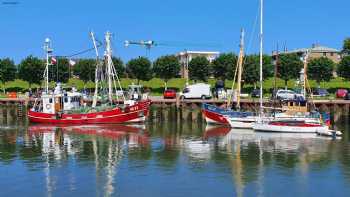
252,1,335,133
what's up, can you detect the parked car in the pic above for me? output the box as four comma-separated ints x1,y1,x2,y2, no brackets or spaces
163,89,177,99
276,89,304,100
179,83,212,100
215,87,227,99
336,89,348,98
312,88,329,97
251,89,260,98
345,92,350,100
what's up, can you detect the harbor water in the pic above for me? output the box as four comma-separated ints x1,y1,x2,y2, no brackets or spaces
1,107,350,196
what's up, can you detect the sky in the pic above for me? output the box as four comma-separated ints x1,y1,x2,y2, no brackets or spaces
0,0,349,63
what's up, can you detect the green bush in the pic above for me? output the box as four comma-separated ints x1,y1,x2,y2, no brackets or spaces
4,79,29,92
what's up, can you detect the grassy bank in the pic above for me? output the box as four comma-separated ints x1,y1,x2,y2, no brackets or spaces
1,77,349,96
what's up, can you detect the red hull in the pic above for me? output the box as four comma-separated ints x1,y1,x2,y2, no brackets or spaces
202,109,229,125
203,126,231,139
28,100,151,124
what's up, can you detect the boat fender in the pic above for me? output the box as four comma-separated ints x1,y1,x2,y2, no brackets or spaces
46,104,51,110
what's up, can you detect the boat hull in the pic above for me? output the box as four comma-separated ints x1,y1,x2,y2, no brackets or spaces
28,100,151,124
226,117,256,129
253,122,329,133
202,109,229,125
202,104,254,126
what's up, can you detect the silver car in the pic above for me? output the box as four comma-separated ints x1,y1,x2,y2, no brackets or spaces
276,89,304,100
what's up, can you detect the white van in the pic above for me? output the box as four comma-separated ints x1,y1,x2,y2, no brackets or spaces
179,83,212,100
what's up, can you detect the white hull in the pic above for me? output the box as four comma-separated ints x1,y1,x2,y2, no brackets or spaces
226,116,256,129
205,117,225,125
253,123,329,133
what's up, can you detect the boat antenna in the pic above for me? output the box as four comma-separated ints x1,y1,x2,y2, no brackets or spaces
259,0,264,118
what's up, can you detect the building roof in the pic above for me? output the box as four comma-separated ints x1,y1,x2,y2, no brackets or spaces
176,50,220,56
286,44,340,54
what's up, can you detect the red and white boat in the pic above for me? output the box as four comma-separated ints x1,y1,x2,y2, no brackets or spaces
28,100,151,124
253,119,329,133
28,32,151,124
202,30,258,128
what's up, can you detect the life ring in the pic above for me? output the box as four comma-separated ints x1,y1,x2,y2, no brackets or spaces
46,104,51,109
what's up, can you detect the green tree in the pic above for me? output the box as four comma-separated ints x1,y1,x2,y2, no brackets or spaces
243,55,273,87
18,56,45,85
126,57,152,84
112,57,126,78
189,56,210,82
278,53,303,87
211,53,237,80
0,58,16,82
307,57,334,85
73,59,96,82
337,56,350,80
342,38,350,55
153,55,180,87
49,58,70,83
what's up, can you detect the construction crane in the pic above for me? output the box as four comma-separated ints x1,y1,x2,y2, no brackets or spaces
124,40,157,56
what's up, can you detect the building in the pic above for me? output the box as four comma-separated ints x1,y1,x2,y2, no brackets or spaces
176,50,220,79
273,44,341,63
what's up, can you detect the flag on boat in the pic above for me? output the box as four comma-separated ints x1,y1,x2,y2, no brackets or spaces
69,59,76,66
51,57,57,65
321,112,331,126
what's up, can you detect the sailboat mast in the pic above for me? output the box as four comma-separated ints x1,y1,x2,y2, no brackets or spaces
259,0,264,117
236,29,245,109
302,50,309,98
105,32,113,103
90,31,100,108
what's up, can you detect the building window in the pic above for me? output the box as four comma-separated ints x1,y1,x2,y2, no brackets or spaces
330,52,334,56
323,52,327,57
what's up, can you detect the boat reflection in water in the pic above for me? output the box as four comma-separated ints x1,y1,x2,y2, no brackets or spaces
26,124,149,197
203,125,340,197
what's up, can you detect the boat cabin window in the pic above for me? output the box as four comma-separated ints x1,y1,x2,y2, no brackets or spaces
183,88,189,93
64,97,68,103
49,98,53,103
71,97,80,102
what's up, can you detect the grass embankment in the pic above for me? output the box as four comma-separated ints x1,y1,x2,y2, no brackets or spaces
1,77,349,98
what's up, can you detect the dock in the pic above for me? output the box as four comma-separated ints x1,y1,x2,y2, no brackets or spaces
1,97,350,121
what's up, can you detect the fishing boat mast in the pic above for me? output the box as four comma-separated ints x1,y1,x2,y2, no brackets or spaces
259,0,264,117
90,31,100,108
105,32,114,103
43,38,52,93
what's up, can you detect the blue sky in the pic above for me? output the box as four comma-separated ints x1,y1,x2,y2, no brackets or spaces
0,0,349,63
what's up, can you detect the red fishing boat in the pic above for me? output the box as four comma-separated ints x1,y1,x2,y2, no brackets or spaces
28,32,151,124
28,100,151,124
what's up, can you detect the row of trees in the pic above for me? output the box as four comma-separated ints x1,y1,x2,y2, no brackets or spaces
1,38,350,88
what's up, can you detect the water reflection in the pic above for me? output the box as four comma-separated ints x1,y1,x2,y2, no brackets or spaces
0,121,350,196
